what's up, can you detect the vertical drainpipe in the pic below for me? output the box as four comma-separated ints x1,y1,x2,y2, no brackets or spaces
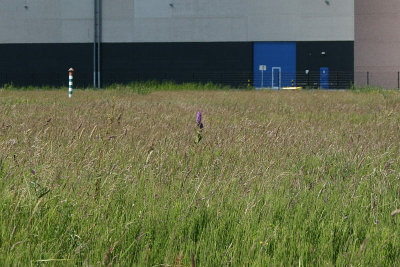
97,0,102,88
93,0,97,88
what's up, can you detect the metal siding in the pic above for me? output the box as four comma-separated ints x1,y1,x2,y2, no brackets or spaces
296,41,354,89
0,42,252,87
0,0,354,44
0,43,93,87
253,42,296,88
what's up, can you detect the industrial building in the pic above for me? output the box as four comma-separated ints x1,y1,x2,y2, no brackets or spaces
0,0,356,88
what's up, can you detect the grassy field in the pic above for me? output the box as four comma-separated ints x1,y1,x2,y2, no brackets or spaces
1,88,400,266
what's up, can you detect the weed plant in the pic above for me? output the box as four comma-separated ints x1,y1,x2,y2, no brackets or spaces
0,89,399,266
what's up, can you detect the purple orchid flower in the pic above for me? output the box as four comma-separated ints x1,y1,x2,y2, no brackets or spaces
31,169,36,175
196,111,202,124
196,111,204,129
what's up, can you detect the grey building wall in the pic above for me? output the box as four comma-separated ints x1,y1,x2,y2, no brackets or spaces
355,0,400,88
0,0,354,44
0,0,94,43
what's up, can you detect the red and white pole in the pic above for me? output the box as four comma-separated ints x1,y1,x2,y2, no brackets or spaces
68,68,74,98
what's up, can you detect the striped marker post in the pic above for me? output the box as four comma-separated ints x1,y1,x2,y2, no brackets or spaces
68,68,74,98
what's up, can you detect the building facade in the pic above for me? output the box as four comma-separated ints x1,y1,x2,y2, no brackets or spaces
355,0,400,89
0,0,354,88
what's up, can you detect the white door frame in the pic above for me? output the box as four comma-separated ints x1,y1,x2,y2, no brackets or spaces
272,67,281,89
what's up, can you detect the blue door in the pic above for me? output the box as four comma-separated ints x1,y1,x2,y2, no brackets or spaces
320,67,329,89
253,42,296,89
272,67,281,89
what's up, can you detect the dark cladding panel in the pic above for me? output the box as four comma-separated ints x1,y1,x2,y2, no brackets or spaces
296,41,354,89
0,41,355,89
101,42,253,86
0,42,252,87
0,43,92,87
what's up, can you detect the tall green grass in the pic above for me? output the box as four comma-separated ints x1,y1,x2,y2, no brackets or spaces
0,89,399,266
105,81,235,94
1,81,235,93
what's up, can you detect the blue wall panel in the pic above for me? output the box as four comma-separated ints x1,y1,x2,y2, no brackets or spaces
253,42,296,88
